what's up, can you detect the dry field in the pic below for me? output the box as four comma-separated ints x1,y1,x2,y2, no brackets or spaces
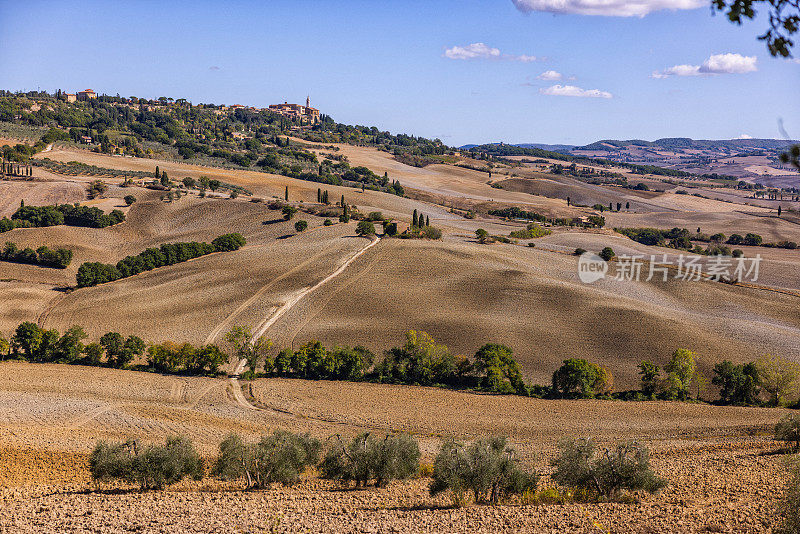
0,363,795,532
1,141,799,531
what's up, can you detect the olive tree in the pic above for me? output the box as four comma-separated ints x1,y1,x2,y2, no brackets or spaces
776,414,800,453
320,432,420,488
214,431,321,488
430,436,538,505
551,438,666,500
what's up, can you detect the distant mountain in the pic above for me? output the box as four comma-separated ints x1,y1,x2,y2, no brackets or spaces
459,142,574,152
575,138,796,152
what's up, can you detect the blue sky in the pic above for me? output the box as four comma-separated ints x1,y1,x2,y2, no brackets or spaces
0,0,797,146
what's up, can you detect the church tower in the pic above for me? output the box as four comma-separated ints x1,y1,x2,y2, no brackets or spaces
306,95,310,109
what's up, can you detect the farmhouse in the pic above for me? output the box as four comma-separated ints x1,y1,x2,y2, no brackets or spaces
268,96,320,125
65,93,77,103
76,89,97,101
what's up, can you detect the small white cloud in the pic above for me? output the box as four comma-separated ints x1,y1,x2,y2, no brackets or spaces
735,134,753,139
540,84,613,98
537,70,563,80
653,53,757,78
512,0,705,17
700,53,757,74
444,42,500,60
444,42,538,62
791,58,800,65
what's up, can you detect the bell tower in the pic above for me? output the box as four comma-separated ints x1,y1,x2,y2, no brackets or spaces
306,95,310,109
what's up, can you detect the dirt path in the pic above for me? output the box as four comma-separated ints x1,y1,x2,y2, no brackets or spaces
228,236,381,410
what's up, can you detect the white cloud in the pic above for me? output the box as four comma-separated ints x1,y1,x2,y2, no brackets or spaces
540,84,613,98
444,42,500,60
735,134,753,139
444,42,538,62
653,53,757,77
512,0,705,17
537,70,563,80
700,53,758,74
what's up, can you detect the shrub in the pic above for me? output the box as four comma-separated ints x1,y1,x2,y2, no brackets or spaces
294,220,308,232
475,229,489,243
215,431,321,488
89,436,203,490
320,432,420,488
87,180,107,199
509,223,551,239
124,195,136,206
599,247,615,261
282,206,298,220
574,248,587,256
430,436,538,505
323,219,333,226
744,233,763,246
776,415,800,453
551,438,665,500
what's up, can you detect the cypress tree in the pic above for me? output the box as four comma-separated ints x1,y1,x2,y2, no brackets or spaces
340,194,345,207
412,209,418,227
317,188,321,203
426,216,430,227
285,185,289,201
155,166,160,179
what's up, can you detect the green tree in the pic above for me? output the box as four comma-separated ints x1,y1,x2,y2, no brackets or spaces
664,349,697,401
552,358,612,398
599,247,615,261
638,361,661,398
356,220,375,236
282,206,298,220
473,343,526,395
712,360,760,405
412,209,418,227
285,185,289,201
294,220,308,232
123,194,136,206
475,228,489,244
756,354,800,406
11,321,43,360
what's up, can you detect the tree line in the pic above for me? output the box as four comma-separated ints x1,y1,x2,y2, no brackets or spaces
76,233,246,287
3,321,798,408
1,241,72,268
1,202,125,233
